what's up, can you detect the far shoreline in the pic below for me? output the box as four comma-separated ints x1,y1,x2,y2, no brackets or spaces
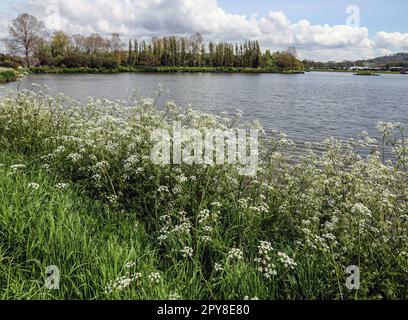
28,66,306,75
3,67,405,85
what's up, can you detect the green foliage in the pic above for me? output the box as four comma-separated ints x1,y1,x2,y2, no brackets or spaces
0,91,406,299
354,70,380,76
0,61,21,69
29,31,303,73
0,69,18,84
0,54,24,68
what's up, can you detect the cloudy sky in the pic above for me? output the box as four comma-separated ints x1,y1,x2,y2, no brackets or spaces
0,0,407,61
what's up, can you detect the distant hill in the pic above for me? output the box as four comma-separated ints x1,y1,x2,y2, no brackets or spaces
305,52,408,70
355,53,408,66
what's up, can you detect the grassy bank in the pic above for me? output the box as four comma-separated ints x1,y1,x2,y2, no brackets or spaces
0,68,18,84
29,65,305,75
354,71,380,76
0,90,407,299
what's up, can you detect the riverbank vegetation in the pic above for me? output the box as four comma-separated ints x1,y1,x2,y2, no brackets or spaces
0,88,407,299
29,65,305,75
6,13,408,76
354,71,380,76
31,31,304,73
4,13,304,74
0,68,18,84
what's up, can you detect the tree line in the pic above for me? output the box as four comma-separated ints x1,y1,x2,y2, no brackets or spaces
126,34,264,68
3,13,304,72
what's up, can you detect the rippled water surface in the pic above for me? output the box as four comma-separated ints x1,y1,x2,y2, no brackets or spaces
4,71,408,144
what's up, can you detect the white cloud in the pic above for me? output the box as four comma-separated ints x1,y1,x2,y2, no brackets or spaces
0,11,9,52
375,31,408,50
1,0,407,61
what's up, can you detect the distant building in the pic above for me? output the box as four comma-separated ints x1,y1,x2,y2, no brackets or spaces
349,66,369,71
389,67,403,71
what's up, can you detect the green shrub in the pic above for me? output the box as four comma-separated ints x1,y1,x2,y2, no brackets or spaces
0,60,20,69
0,69,17,83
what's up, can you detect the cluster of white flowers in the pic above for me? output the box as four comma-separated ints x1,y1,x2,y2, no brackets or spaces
173,213,192,234
10,164,26,172
158,211,192,242
166,101,178,113
255,241,277,279
125,262,136,269
94,161,110,171
169,292,182,300
238,197,269,216
238,198,250,209
105,273,142,293
158,186,170,193
177,174,188,183
227,248,243,261
199,225,213,244
148,272,161,284
198,209,210,224
67,153,83,163
124,155,139,171
211,201,222,208
214,263,223,272
248,202,269,215
302,228,330,252
56,183,69,190
180,246,194,258
377,121,402,136
28,182,40,190
198,209,219,226
351,203,372,218
200,235,213,243
53,146,65,154
107,194,118,205
277,252,297,270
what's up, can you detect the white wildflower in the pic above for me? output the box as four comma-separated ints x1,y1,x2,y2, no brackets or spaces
56,183,69,190
227,248,243,261
180,246,194,258
28,182,40,190
148,272,161,284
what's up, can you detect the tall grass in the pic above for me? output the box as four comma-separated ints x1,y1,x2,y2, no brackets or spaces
0,88,407,299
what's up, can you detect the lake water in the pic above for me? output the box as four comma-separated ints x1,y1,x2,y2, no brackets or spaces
2,71,408,147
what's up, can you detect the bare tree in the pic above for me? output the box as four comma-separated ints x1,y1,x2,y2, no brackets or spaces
286,47,298,58
7,13,45,67
72,34,86,52
108,33,122,54
190,32,203,66
84,33,107,54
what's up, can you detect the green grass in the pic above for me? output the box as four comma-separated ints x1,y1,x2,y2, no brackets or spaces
0,150,163,299
0,68,18,84
354,70,380,76
0,91,407,300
